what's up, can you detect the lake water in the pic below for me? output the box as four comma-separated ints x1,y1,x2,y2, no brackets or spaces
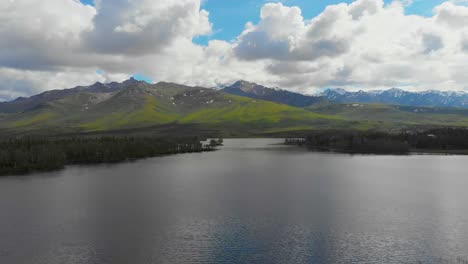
1,138,468,264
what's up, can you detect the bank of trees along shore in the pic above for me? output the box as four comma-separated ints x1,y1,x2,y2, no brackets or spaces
0,137,215,176
286,128,468,154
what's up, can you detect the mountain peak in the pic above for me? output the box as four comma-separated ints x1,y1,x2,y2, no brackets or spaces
223,80,325,107
322,88,348,96
13,96,27,101
122,77,142,85
382,87,407,98
235,80,254,85
386,87,404,92
90,81,105,87
231,80,262,93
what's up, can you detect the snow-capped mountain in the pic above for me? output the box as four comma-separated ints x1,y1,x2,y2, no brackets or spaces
322,88,468,108
222,80,325,107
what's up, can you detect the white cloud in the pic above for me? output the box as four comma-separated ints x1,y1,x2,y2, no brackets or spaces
2,0,468,100
233,0,468,92
0,0,225,99
85,0,212,55
234,3,354,61
435,1,468,28
0,0,95,70
0,67,129,101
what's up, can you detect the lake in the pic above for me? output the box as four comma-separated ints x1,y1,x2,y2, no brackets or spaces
0,138,467,264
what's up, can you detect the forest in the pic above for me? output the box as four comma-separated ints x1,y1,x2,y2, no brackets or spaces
0,136,213,176
285,128,468,154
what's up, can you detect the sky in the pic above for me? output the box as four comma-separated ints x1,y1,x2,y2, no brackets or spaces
80,0,448,45
1,0,468,100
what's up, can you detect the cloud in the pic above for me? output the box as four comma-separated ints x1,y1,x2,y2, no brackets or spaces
0,0,226,98
233,0,468,92
3,0,468,100
84,0,212,55
0,67,129,101
434,1,468,28
0,0,96,71
234,3,353,61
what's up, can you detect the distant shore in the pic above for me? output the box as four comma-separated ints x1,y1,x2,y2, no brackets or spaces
285,128,468,155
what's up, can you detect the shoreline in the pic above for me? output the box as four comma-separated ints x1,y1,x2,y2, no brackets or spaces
0,137,217,177
285,144,468,156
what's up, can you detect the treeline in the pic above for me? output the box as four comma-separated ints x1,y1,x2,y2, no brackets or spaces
285,128,468,154
0,137,213,176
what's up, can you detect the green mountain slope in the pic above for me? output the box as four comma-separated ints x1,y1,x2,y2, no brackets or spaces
0,82,350,135
3,80,468,137
308,104,468,128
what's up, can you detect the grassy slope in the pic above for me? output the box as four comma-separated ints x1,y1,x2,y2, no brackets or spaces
181,95,340,123
1,87,349,135
308,104,468,128
6,85,468,137
78,93,349,133
80,96,180,130
13,111,58,127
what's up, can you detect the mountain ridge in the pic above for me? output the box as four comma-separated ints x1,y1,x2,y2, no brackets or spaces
3,79,468,136
221,81,468,108
4,79,468,111
322,87,468,108
0,80,345,135
222,80,326,107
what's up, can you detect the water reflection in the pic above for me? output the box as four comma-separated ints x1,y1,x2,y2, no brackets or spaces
0,139,468,263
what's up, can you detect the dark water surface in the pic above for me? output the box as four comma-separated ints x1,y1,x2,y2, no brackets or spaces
1,139,468,264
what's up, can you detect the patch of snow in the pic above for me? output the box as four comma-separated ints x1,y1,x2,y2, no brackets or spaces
331,88,347,95
368,90,384,95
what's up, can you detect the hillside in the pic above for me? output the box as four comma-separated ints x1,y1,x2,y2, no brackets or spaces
222,80,326,107
3,79,468,137
308,104,468,128
0,78,142,114
0,80,350,136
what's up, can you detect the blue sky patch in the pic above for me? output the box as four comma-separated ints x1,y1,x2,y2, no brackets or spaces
133,74,155,84
80,0,94,6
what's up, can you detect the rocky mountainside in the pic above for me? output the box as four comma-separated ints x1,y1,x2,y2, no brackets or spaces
222,81,468,109
222,80,326,107
0,77,143,114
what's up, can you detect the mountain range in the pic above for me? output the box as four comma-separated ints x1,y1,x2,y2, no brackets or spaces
0,79,344,136
321,88,468,108
221,80,468,109
2,79,468,136
221,80,325,107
